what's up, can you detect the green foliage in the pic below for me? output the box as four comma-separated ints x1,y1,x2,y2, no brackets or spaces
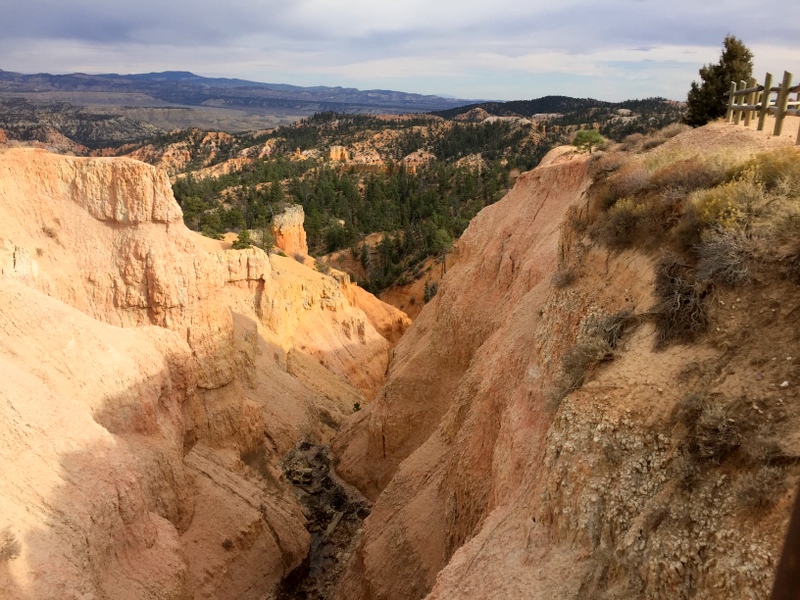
423,281,439,303
315,260,331,275
164,102,681,294
686,35,754,127
573,130,605,153
231,228,253,249
432,96,685,140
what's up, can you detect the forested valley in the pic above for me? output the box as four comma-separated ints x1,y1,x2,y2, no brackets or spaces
156,102,683,294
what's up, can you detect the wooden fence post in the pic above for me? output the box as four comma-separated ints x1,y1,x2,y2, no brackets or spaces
744,77,757,126
796,90,800,145
733,81,745,125
774,71,793,136
758,72,773,131
726,81,737,122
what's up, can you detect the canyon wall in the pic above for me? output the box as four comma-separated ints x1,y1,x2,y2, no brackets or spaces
0,147,407,599
332,131,799,600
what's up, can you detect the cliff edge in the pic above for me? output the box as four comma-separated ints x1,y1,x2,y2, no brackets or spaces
0,147,407,599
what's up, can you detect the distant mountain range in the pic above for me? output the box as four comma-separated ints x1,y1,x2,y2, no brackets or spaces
0,69,475,114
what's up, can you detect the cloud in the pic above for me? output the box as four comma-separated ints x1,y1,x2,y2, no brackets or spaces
0,0,797,100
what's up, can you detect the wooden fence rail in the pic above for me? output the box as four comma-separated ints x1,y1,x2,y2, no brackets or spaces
726,70,800,144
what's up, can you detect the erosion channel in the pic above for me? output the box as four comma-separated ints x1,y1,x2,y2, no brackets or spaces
276,442,371,600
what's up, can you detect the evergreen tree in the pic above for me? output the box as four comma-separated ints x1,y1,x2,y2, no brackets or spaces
685,35,753,127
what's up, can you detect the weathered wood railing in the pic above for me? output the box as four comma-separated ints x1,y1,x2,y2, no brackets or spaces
726,71,800,144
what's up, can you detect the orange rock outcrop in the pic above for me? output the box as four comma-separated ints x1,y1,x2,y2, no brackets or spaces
271,204,309,256
0,147,406,599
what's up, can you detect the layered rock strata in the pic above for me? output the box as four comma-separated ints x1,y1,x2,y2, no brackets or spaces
0,147,407,599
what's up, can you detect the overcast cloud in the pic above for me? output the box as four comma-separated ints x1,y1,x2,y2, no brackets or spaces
1,0,797,101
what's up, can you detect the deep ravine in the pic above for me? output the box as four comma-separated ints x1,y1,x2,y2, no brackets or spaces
275,442,371,600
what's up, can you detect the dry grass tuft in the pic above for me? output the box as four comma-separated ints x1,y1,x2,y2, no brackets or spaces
736,466,786,511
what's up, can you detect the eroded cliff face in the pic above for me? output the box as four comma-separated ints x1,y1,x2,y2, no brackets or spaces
0,147,407,599
332,131,800,600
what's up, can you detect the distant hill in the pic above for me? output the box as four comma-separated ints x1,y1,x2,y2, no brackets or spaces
0,69,475,114
432,95,685,140
431,96,612,119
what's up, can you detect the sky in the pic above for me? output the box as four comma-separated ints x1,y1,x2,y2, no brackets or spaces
0,0,798,102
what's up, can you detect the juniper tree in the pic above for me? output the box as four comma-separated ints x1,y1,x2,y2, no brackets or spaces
685,35,754,127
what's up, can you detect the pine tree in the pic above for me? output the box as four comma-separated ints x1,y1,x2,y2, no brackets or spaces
685,35,754,127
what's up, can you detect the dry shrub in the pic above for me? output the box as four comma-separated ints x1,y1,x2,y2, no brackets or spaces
558,337,612,393
690,402,742,462
658,122,691,139
670,210,706,258
595,162,650,210
597,198,655,249
674,392,704,426
564,204,588,233
673,395,742,488
737,147,800,194
589,151,628,175
736,466,786,511
652,257,709,346
551,267,576,288
0,528,20,561
695,227,753,285
618,133,644,152
641,136,667,151
648,158,726,194
693,403,741,460
551,311,635,405
785,252,800,284
673,449,702,490
689,179,758,229
584,310,635,349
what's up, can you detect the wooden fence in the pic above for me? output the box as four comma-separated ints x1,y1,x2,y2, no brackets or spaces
726,70,800,144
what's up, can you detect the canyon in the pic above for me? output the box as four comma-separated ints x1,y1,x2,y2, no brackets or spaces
1,121,799,599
